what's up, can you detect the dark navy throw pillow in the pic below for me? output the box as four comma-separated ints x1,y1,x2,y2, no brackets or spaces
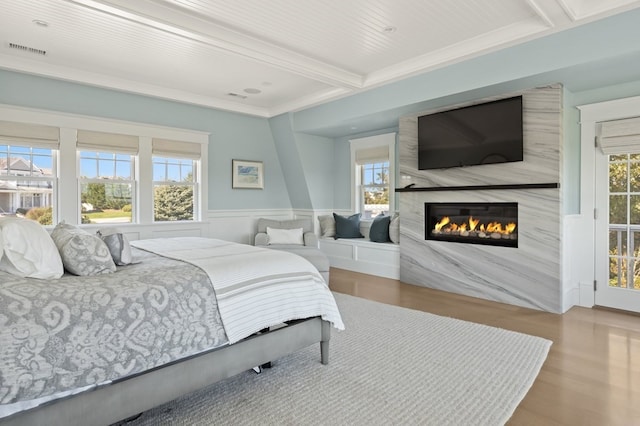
369,214,391,242
333,213,364,239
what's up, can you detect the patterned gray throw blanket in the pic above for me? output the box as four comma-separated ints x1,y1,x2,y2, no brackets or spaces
0,249,228,405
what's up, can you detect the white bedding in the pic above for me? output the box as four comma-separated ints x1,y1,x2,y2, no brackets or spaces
131,237,344,343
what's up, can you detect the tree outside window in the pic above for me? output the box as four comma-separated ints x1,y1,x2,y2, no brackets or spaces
79,151,134,224
153,157,196,221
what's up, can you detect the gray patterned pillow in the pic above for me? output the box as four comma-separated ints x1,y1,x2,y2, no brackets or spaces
97,228,135,265
50,222,116,276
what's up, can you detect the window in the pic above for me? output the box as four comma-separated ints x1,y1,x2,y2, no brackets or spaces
152,138,201,222
0,121,59,225
0,107,208,227
153,156,197,221
360,161,390,218
0,144,56,224
76,130,138,224
350,133,396,219
79,150,135,224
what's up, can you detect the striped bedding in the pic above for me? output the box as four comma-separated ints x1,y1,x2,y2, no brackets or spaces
131,237,344,344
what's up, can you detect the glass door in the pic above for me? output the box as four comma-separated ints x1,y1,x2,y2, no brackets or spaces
595,151,640,312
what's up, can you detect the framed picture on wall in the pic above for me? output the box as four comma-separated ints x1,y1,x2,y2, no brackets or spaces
232,159,264,189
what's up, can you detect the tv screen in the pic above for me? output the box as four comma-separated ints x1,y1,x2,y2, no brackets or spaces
417,96,523,170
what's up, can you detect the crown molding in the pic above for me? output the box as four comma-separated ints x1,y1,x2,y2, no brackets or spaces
0,54,273,117
66,0,363,89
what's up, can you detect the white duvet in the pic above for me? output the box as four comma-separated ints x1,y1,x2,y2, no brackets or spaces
131,237,344,343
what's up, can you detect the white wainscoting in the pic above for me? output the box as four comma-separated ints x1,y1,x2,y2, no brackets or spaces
311,209,400,279
79,221,209,242
319,238,400,279
207,209,293,245
563,214,583,311
93,209,401,280
79,210,292,245
78,209,402,280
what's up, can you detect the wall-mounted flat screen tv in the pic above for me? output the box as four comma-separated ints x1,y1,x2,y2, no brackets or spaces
417,95,523,170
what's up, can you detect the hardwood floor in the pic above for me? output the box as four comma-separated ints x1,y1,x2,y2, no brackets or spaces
329,268,640,426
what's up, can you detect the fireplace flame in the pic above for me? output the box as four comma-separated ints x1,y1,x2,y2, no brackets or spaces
433,217,517,236
434,216,450,231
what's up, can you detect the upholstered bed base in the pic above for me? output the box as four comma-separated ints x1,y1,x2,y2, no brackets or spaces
0,318,330,426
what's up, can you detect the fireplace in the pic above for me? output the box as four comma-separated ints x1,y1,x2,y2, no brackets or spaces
425,202,518,247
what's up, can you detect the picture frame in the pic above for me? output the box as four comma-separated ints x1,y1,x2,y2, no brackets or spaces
232,159,264,189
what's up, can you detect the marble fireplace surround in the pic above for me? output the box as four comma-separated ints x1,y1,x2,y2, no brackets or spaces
398,85,563,313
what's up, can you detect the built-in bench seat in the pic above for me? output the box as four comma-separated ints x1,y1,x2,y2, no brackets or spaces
318,218,400,279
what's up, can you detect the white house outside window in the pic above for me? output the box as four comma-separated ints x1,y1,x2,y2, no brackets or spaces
0,120,59,225
0,144,56,223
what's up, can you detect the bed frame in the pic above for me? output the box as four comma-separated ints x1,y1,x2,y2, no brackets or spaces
0,317,330,426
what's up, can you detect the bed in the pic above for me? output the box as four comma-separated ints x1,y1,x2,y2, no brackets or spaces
0,222,343,426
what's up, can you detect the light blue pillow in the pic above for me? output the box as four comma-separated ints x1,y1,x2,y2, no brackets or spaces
333,213,364,239
369,214,391,242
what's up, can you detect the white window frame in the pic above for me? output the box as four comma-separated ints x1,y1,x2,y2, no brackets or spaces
0,142,57,222
77,149,137,224
359,160,390,218
152,155,199,222
0,105,209,228
349,133,396,216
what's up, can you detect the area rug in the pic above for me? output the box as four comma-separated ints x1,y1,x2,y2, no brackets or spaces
126,292,552,426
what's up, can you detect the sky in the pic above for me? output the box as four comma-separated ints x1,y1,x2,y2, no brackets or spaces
1,145,191,181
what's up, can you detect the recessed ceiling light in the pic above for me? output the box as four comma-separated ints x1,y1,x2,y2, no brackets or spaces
244,88,261,94
32,19,49,28
382,26,397,33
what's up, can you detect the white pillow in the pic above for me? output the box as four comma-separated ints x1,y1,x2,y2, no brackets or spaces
317,215,336,238
0,217,64,279
389,213,400,244
266,227,304,245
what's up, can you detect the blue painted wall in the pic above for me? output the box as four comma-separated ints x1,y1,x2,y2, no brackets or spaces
295,132,335,209
267,113,313,210
0,69,292,210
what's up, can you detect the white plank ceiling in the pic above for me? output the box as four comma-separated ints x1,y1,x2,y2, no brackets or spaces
1,0,639,117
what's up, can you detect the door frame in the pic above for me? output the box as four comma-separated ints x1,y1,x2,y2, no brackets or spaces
577,95,640,307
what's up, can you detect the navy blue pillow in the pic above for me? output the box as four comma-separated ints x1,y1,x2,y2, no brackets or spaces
369,214,391,242
333,213,364,239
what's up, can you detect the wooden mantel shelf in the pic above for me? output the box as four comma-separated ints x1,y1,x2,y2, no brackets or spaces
395,182,559,192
